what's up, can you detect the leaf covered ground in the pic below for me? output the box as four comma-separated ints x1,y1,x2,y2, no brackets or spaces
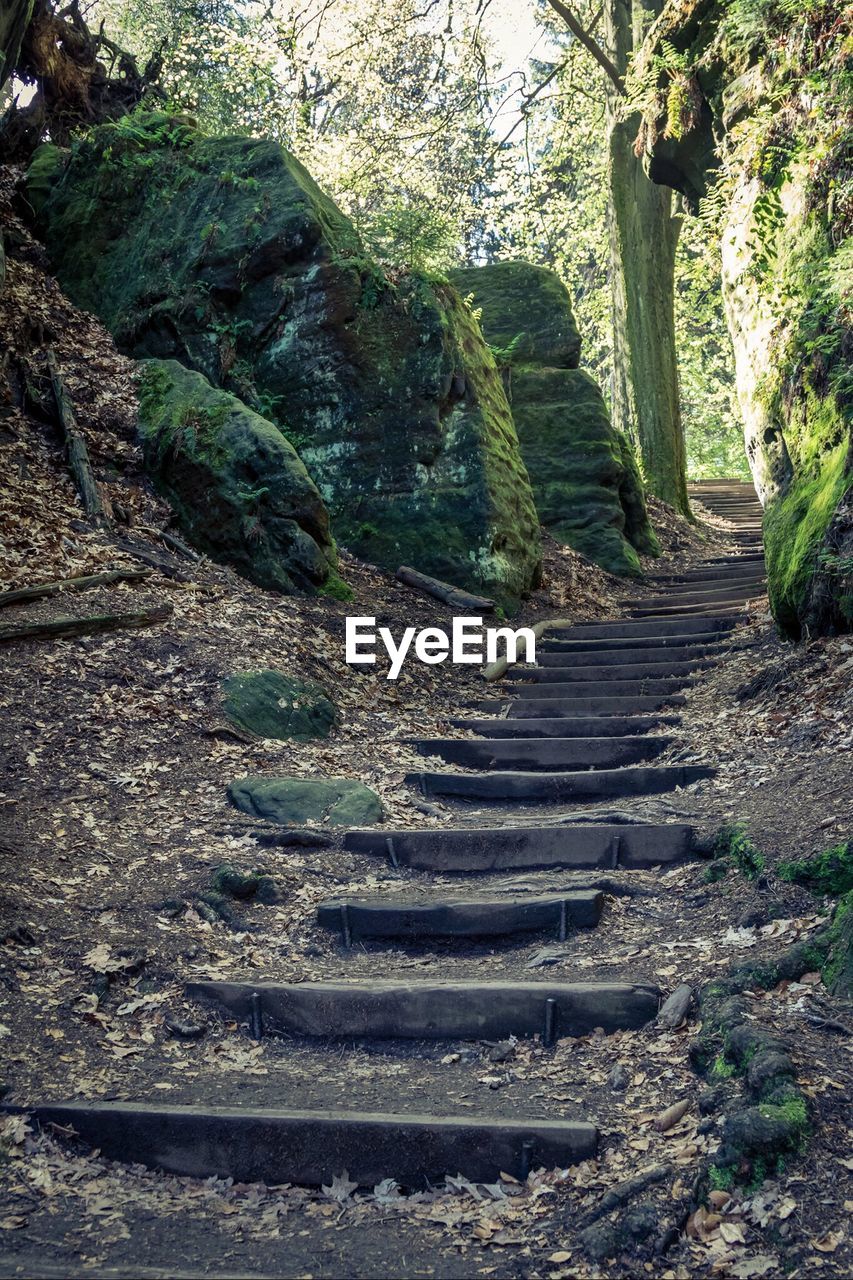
0,173,851,1279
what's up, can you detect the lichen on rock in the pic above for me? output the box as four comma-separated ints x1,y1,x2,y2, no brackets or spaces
228,774,383,827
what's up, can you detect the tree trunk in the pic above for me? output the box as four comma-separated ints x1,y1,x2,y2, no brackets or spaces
605,0,689,516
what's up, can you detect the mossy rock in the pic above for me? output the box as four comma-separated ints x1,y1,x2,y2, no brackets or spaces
137,360,336,594
448,260,658,576
26,118,541,605
211,863,281,904
448,260,581,369
222,670,337,741
228,775,383,827
511,368,653,576
764,441,853,638
824,890,853,997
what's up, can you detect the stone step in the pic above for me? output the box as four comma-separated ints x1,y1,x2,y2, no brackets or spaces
506,660,712,682
407,763,715,802
316,889,605,942
546,614,743,639
20,1101,597,1186
187,979,661,1040
500,677,697,698
625,582,765,610
654,567,765,584
411,735,673,771
535,644,724,665
452,714,680,738
345,822,694,871
627,602,754,619
470,694,688,716
537,632,737,653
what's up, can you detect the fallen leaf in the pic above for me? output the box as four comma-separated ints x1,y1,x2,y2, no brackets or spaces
728,1256,778,1279
654,1099,690,1132
548,1251,572,1263
321,1170,357,1203
812,1229,844,1253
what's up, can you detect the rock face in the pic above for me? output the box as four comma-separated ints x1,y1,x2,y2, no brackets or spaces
27,115,541,605
450,261,581,369
451,261,658,575
228,775,383,827
222,670,338,741
137,360,337,595
635,0,852,636
0,0,33,88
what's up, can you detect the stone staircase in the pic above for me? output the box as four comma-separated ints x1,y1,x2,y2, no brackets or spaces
21,481,766,1192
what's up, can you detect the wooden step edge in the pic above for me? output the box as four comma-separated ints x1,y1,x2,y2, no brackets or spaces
187,978,662,1041
316,890,605,941
13,1101,598,1186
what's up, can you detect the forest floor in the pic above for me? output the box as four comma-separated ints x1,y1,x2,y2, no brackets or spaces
1,176,852,1280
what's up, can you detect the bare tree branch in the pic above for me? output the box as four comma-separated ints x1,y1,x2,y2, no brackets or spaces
544,0,625,94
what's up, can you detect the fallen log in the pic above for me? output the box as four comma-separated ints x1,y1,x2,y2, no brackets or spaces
0,568,150,609
395,566,495,613
114,539,192,583
482,616,574,681
0,604,172,644
46,349,111,525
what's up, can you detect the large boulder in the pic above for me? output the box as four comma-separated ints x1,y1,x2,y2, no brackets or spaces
137,360,338,595
450,261,659,575
228,775,383,827
222,670,338,741
513,368,659,574
449,260,581,369
26,115,541,605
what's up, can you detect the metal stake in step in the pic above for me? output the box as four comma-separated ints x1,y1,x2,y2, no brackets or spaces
519,1140,535,1181
340,903,352,948
543,997,558,1048
385,836,399,869
249,991,263,1041
610,834,622,869
558,899,569,942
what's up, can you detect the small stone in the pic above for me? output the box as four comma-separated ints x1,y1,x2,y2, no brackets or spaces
608,1063,631,1092
487,1039,516,1064
165,1015,206,1040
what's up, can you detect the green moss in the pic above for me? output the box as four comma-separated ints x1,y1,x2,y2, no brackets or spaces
703,857,730,884
764,441,852,638
757,1096,808,1146
823,890,853,996
319,573,354,602
711,1053,737,1080
779,842,853,898
708,1165,734,1192
711,823,765,880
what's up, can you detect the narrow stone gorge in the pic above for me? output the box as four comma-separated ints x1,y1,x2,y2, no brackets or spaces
634,0,853,637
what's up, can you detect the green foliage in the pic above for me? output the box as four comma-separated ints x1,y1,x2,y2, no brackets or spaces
363,200,459,273
708,1165,735,1192
487,332,526,368
712,824,765,880
779,843,853,898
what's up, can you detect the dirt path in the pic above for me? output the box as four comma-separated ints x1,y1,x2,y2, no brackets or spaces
2,474,852,1279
